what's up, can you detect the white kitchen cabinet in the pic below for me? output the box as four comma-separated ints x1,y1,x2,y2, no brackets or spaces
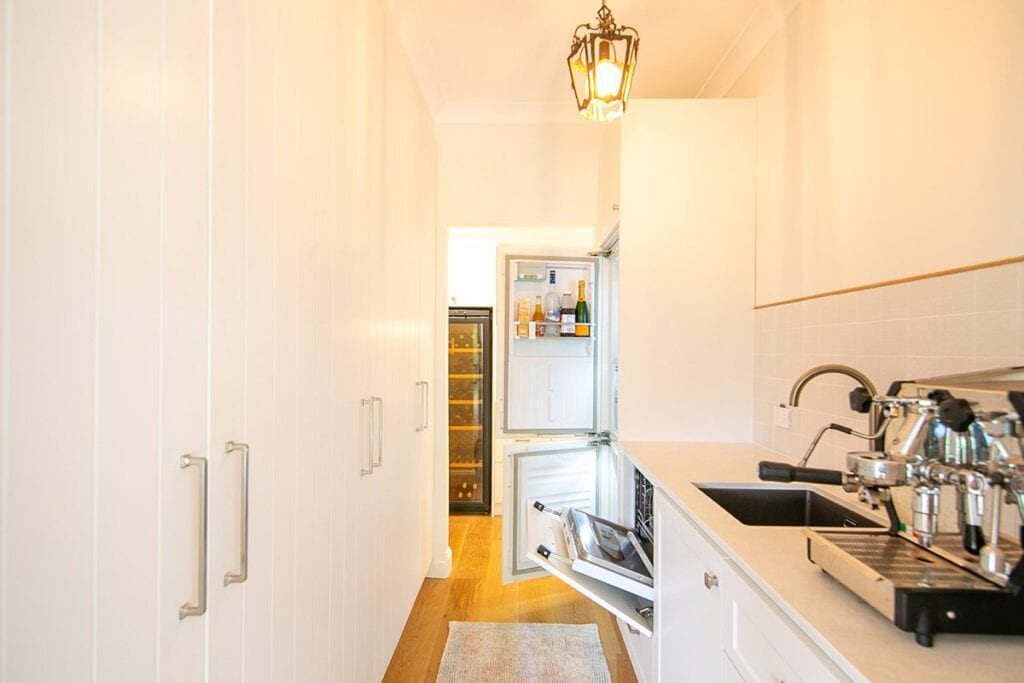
654,491,724,682
0,0,436,680
618,100,755,443
646,491,846,683
720,560,846,683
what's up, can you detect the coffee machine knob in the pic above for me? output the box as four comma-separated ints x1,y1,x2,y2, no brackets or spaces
938,398,975,433
848,387,873,414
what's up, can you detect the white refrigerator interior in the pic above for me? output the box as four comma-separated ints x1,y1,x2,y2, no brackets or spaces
503,255,599,433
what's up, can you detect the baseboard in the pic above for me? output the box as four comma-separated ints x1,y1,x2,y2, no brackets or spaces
426,546,453,579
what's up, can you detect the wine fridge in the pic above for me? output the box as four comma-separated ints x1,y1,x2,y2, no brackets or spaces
448,307,492,515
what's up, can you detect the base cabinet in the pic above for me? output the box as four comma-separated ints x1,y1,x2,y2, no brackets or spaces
654,491,723,682
720,560,846,683
618,618,655,683
651,490,847,683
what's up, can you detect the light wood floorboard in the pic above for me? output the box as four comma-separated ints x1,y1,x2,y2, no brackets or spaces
384,515,639,682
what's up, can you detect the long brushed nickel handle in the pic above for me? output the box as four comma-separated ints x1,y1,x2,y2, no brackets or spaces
360,398,374,476
416,381,429,431
372,397,383,468
224,441,249,585
179,453,208,619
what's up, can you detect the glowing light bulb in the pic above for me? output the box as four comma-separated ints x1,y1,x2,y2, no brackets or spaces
593,40,622,99
595,60,622,98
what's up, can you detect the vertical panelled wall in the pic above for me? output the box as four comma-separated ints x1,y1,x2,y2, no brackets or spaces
0,0,437,681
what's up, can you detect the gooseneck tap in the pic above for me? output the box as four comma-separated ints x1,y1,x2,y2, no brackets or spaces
788,364,884,451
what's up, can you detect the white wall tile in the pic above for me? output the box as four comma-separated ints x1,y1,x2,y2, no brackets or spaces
973,310,1018,358
754,261,1024,463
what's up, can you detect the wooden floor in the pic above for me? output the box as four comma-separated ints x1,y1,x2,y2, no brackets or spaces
383,515,638,682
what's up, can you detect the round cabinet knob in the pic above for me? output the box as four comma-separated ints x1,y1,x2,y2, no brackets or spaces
703,572,718,590
938,398,975,432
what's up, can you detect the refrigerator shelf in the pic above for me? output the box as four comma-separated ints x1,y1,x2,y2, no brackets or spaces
449,399,482,405
449,348,482,353
449,461,484,469
448,373,483,379
449,425,483,431
510,322,595,341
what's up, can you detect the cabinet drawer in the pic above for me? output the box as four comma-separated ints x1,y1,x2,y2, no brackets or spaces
721,560,846,683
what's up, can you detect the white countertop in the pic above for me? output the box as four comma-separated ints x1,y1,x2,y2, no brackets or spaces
621,441,1024,683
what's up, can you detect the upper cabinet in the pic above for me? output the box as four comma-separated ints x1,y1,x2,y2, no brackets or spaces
597,122,622,243
617,99,756,443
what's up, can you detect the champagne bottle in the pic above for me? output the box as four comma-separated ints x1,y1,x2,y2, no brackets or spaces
532,296,545,337
575,280,590,337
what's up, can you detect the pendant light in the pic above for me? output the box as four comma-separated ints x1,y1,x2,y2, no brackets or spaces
567,1,639,122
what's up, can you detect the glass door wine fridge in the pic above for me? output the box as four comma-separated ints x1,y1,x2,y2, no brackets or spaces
448,307,492,515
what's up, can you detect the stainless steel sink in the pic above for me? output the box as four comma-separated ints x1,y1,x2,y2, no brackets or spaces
696,484,883,528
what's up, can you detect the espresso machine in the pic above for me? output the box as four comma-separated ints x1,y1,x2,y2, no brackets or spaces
759,367,1024,646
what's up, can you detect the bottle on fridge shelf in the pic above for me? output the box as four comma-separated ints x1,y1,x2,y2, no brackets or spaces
560,292,576,337
574,279,590,337
516,299,530,338
544,270,561,322
532,296,545,337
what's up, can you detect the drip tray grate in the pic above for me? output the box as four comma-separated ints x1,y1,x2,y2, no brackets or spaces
818,532,1000,591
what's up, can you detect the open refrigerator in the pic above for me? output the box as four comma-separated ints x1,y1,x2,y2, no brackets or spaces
497,242,655,636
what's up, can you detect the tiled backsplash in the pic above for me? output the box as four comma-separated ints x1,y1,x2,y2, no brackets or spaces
753,259,1024,533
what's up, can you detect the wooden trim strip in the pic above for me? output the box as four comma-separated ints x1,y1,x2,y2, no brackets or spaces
753,255,1024,310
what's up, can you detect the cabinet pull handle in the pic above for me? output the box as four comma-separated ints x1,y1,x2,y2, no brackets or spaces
372,397,383,468
360,398,374,475
224,441,249,586
703,571,719,590
416,381,429,431
179,454,208,619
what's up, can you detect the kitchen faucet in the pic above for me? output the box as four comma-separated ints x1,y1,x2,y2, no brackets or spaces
788,364,885,455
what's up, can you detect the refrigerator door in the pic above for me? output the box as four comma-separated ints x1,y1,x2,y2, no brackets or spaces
501,254,600,435
500,439,653,635
502,439,612,582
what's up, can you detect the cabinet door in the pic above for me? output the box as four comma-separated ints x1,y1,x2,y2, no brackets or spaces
241,0,276,680
158,1,211,680
720,560,846,683
207,0,248,679
653,491,723,682
93,1,163,679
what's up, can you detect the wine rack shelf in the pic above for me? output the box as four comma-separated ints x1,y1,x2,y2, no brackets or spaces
449,399,482,405
449,348,482,353
449,425,483,431
448,373,483,379
448,461,484,469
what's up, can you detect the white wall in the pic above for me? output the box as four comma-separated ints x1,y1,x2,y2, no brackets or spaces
728,0,1024,305
436,123,604,229
448,226,594,306
618,100,757,442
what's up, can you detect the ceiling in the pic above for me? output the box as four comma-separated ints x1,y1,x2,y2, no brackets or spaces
389,0,764,115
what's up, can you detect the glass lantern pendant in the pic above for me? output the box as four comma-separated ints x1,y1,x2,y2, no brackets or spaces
567,1,639,122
